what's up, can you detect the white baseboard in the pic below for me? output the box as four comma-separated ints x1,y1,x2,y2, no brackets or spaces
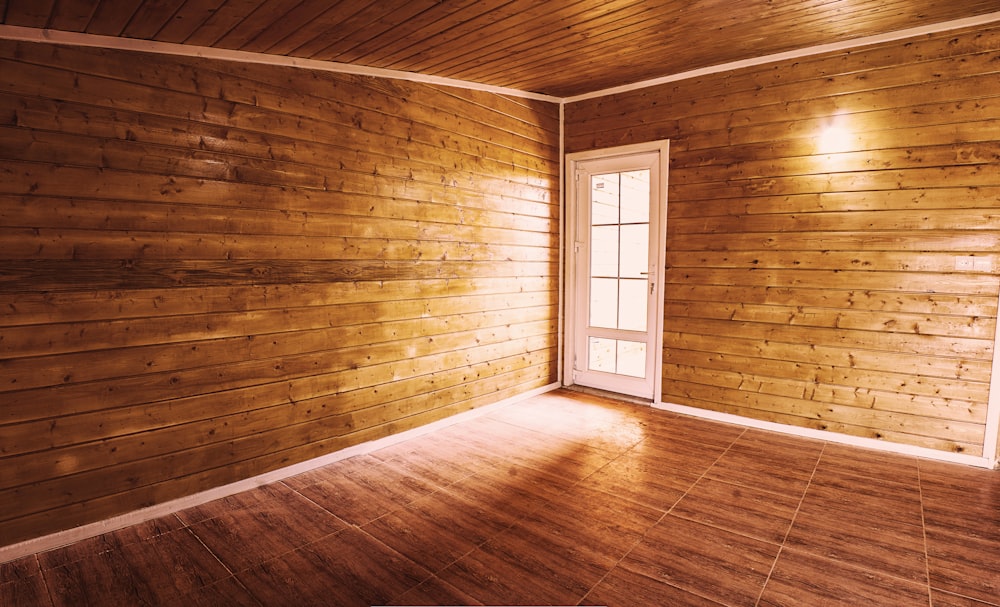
0,382,560,564
654,400,998,470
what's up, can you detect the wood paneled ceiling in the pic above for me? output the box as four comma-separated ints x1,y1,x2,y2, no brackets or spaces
2,0,1000,97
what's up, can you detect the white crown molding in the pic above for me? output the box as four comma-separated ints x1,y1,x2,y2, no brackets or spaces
563,10,1000,103
0,24,562,103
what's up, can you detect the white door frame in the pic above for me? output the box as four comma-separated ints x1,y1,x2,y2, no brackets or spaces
563,140,669,401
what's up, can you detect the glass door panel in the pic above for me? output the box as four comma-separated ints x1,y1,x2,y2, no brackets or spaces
588,337,647,378
569,146,665,399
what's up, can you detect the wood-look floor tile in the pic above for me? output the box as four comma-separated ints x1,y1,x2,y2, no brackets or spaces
494,483,663,574
43,528,230,607
758,547,931,606
37,514,184,570
577,449,700,511
641,412,746,450
626,434,732,475
704,430,823,497
371,441,478,488
182,482,348,572
236,527,430,607
487,391,647,454
919,460,1000,502
920,461,1000,542
930,588,1000,607
160,576,262,607
0,557,52,607
0,554,41,583
801,466,923,524
784,499,928,583
284,454,438,525
362,484,516,573
504,439,619,484
434,541,587,606
669,477,799,544
618,515,781,606
386,576,485,606
785,510,927,583
382,428,514,478
816,443,920,486
434,416,551,462
923,495,1000,543
499,389,640,422
454,461,576,518
582,564,727,607
922,465,1000,603
925,527,1000,604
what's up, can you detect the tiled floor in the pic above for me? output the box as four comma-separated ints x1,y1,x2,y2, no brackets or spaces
2,389,999,606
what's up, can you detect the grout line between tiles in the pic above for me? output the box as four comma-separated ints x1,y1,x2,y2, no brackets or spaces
753,442,827,607
38,554,56,607
182,523,238,579
576,426,750,606
917,466,935,607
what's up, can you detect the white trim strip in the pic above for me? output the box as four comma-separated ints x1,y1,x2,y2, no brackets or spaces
655,400,997,469
982,287,1000,462
0,25,561,103
0,382,561,564
564,10,1000,103
556,101,566,386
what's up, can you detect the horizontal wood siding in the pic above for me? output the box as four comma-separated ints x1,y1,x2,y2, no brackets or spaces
0,41,560,546
565,23,1000,456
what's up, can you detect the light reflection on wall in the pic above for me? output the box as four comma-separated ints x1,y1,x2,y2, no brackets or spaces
817,113,854,155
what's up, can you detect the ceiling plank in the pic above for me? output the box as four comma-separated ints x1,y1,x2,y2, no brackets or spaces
233,0,341,53
308,0,444,62
5,0,55,28
214,0,304,50
182,0,269,46
358,0,516,67
154,0,227,43
86,0,142,36
121,0,186,39
332,0,486,66
419,0,646,75
251,0,370,56
47,0,101,31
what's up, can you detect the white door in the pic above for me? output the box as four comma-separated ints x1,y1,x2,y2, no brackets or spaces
565,143,668,400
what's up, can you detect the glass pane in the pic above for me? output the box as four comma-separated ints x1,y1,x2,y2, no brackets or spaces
588,337,616,373
618,279,648,331
588,338,647,378
616,340,647,378
619,223,648,278
620,170,650,223
591,174,620,225
590,225,619,278
590,278,618,328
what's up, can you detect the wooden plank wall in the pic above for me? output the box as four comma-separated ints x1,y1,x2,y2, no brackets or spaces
565,23,1000,457
0,41,560,546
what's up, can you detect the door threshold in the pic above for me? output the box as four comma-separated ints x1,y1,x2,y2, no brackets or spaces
564,384,653,406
